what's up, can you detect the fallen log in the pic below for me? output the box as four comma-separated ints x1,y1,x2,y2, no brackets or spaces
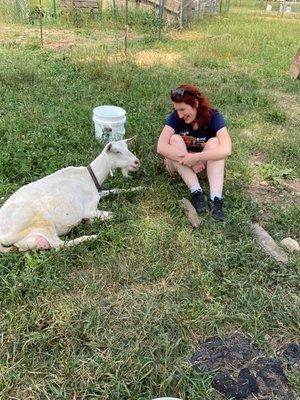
251,223,288,264
179,198,200,228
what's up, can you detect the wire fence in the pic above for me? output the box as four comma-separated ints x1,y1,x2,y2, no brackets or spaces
1,0,299,53
0,0,227,29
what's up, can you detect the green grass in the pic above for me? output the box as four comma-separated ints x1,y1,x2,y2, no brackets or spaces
0,4,300,399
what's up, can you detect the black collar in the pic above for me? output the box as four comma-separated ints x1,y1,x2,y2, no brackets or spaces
87,165,102,192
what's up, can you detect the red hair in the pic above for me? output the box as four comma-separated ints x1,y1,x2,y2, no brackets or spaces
171,84,212,128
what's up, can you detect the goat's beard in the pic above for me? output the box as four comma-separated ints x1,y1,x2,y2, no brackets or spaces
121,165,139,177
121,167,130,177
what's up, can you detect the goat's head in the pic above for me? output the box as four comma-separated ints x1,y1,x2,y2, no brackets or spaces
105,137,140,177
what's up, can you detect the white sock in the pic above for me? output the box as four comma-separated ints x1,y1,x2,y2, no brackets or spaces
190,184,202,194
210,193,222,200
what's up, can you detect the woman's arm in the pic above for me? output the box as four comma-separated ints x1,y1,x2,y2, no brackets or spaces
180,127,232,166
157,125,186,162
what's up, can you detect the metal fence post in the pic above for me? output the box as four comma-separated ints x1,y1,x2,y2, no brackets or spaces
125,0,128,53
112,0,116,17
53,0,57,17
158,0,164,40
179,0,183,29
15,0,20,18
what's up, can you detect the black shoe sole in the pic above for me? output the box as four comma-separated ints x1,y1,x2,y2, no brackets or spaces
209,203,225,221
195,207,207,215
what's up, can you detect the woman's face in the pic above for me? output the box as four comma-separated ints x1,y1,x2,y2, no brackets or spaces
173,101,197,124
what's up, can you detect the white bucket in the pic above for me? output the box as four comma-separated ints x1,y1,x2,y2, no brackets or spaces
93,105,126,142
152,398,183,400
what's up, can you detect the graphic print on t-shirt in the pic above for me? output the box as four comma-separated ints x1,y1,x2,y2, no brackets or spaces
179,131,207,150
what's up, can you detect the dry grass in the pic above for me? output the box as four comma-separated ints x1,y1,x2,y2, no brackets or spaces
134,49,181,67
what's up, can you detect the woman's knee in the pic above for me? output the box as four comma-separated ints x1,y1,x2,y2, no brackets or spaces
204,137,219,150
169,134,185,146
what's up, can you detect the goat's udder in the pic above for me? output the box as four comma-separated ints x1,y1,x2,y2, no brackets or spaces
35,235,51,250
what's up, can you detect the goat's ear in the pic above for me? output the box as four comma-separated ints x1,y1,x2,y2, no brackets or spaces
106,143,112,152
125,136,135,144
106,142,115,152
106,141,120,153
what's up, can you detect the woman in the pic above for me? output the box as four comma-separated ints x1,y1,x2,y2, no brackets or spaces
157,84,232,221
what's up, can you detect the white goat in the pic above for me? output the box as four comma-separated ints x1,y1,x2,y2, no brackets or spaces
0,138,140,252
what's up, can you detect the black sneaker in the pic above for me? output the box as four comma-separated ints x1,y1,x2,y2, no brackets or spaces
191,190,207,214
209,197,225,221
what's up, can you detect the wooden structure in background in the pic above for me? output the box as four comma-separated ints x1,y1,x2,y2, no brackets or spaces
60,0,103,10
60,0,221,21
144,0,223,19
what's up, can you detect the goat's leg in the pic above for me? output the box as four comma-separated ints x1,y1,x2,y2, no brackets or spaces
98,186,144,199
84,210,113,224
62,235,98,248
94,210,113,221
16,233,98,251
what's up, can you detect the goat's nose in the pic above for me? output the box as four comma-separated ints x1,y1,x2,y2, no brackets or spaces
134,159,140,166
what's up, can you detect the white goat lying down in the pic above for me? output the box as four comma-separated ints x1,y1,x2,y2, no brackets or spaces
0,138,140,252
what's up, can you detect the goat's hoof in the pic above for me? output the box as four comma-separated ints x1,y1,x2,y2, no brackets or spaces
87,235,97,241
99,211,113,221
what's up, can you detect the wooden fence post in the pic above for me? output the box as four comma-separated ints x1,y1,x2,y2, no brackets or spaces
158,0,164,40
125,0,128,53
39,0,43,47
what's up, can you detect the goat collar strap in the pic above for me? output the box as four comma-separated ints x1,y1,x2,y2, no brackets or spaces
87,165,102,192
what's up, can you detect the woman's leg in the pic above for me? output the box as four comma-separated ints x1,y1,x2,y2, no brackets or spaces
164,135,201,190
164,135,206,214
203,138,226,221
164,158,177,178
204,138,225,199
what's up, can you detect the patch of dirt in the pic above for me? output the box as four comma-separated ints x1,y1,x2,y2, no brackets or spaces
248,181,299,206
251,152,268,167
247,183,297,222
248,184,278,206
0,25,80,50
282,178,300,197
192,332,260,374
0,25,142,51
250,151,267,183
273,92,300,122
279,343,300,368
44,38,77,51
192,332,296,400
248,151,298,221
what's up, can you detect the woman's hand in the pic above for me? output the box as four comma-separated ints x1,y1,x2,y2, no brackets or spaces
179,153,200,167
192,161,205,174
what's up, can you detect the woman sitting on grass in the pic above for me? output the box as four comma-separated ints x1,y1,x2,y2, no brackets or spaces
157,83,232,221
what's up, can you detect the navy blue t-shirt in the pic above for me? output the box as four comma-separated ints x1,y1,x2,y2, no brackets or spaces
166,109,226,152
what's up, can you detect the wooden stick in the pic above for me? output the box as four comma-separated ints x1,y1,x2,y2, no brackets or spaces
251,223,288,264
179,198,200,228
